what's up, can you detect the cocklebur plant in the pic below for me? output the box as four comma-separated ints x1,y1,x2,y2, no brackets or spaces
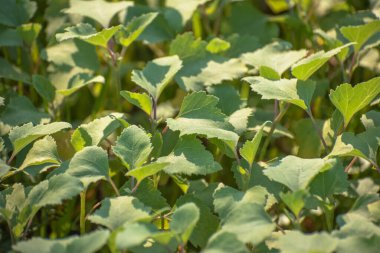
0,0,380,253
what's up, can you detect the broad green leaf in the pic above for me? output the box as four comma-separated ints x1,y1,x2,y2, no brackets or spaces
123,179,169,210
340,20,380,52
203,232,249,253
0,96,50,126
131,55,183,100
329,128,380,164
336,235,380,253
71,113,124,151
56,24,122,48
112,125,152,170
242,41,307,79
0,57,30,84
329,77,380,127
88,196,151,230
166,0,210,28
243,76,316,111
13,230,109,253
361,110,380,129
291,43,353,80
309,159,349,199
32,75,56,102
207,84,243,115
115,223,158,250
276,231,338,253
264,156,328,192
17,23,41,44
9,122,71,159
158,135,222,175
221,202,275,245
0,159,10,178
66,146,109,188
280,190,307,217
166,91,239,147
120,91,152,115
127,162,169,183
64,0,132,28
0,27,23,47
228,108,253,135
206,38,231,54
0,0,37,27
27,174,83,208
118,12,158,48
240,121,269,167
171,203,200,244
57,74,105,96
19,136,60,170
294,118,322,158
176,195,219,248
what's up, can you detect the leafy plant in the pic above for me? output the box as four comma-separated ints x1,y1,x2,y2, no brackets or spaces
1,0,380,253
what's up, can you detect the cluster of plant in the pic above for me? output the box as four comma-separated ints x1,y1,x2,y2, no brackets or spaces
1,0,380,252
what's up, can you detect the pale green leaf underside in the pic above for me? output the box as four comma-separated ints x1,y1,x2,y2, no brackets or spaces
112,125,152,170
171,203,200,243
9,122,71,158
264,155,328,191
329,77,380,127
243,76,316,110
340,20,380,52
291,43,354,80
64,0,132,28
88,196,151,230
66,146,109,189
131,55,183,99
56,23,122,48
120,90,152,115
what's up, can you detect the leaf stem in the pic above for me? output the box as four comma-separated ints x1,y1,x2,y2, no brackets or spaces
344,157,357,173
108,177,120,196
80,190,86,235
306,109,329,152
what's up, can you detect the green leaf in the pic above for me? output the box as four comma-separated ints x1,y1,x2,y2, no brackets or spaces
88,196,151,230
242,41,307,79
203,232,249,253
0,57,31,84
291,43,353,80
112,125,152,170
56,23,122,48
0,27,23,47
176,195,219,248
166,91,239,147
361,110,380,129
243,76,316,111
66,146,109,188
118,12,158,48
264,156,329,192
336,235,380,253
17,23,42,44
120,91,152,115
239,121,269,167
131,55,183,100
207,84,243,115
71,113,124,151
115,223,158,250
13,230,109,253
206,38,231,54
19,136,60,170
0,0,37,27
166,0,210,28
276,231,338,253
158,135,222,175
57,73,105,96
329,128,380,164
9,122,71,159
280,190,307,217
171,203,200,244
127,162,169,183
64,0,132,28
329,77,380,127
220,202,275,245
32,75,56,102
340,20,380,52
0,96,50,126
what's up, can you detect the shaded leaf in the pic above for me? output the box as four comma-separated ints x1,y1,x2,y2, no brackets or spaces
171,203,200,244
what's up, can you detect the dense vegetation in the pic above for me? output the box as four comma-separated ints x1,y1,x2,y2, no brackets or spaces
1,0,380,252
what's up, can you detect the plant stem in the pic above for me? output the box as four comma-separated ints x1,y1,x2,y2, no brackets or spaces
108,177,120,196
306,109,329,152
344,157,357,173
259,103,289,161
80,190,86,235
